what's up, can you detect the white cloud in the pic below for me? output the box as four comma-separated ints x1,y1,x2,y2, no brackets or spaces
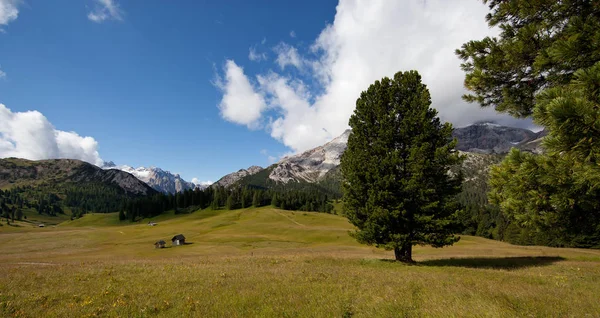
191,178,213,186
217,0,534,154
290,30,296,38
0,104,104,166
215,60,267,129
0,67,5,79
0,0,20,32
88,0,123,23
259,149,278,164
274,42,304,70
248,46,268,62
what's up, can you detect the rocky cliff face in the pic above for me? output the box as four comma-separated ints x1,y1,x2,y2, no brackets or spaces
213,165,263,188
452,122,538,154
268,130,350,183
102,163,198,194
0,158,156,196
218,124,544,188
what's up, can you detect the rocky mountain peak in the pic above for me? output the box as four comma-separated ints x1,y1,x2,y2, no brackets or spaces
102,163,196,194
452,123,538,154
268,129,351,183
213,165,264,188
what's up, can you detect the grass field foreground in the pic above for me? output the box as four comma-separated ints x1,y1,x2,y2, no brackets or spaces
1,207,600,317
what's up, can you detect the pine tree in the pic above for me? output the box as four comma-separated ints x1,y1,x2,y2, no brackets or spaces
341,70,464,262
456,0,600,117
226,194,235,210
489,64,600,247
252,191,261,207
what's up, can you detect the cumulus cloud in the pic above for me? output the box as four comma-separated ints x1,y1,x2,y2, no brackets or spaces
0,0,21,32
191,178,213,186
248,46,268,62
215,60,267,129
0,104,104,166
274,42,305,70
88,0,123,23
217,0,534,154
0,67,5,79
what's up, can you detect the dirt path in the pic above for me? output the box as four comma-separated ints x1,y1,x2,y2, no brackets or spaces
276,211,305,227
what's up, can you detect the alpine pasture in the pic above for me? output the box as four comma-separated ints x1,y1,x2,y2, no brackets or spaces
1,207,599,317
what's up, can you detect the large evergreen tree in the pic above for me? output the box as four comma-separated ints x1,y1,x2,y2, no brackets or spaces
341,70,464,262
456,0,600,117
458,0,600,248
489,64,600,247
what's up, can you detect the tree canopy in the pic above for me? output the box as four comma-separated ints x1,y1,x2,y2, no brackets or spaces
489,63,600,247
459,0,600,248
341,70,464,262
456,0,600,117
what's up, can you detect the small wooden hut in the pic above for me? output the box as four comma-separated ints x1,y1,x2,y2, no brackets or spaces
154,240,166,249
171,234,186,246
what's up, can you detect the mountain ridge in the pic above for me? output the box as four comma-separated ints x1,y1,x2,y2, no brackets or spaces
222,123,543,189
102,162,205,194
0,157,156,196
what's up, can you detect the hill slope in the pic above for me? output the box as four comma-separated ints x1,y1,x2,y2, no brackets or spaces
0,158,155,195
0,158,157,223
1,206,599,316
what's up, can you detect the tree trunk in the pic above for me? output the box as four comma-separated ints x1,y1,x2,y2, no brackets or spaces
394,244,413,263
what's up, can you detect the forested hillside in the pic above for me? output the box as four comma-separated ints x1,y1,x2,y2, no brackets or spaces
0,158,156,223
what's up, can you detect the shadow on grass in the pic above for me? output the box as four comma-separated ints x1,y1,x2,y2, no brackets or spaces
417,256,565,270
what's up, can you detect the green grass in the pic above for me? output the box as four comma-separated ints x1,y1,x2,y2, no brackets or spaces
1,206,599,317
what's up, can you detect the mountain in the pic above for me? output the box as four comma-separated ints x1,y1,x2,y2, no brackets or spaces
213,166,264,188
0,157,156,196
269,130,350,183
223,123,542,190
102,162,201,194
452,122,538,154
514,129,548,154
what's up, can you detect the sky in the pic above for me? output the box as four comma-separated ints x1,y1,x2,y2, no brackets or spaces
0,0,534,184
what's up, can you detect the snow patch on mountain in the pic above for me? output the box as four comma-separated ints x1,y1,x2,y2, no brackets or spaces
102,162,202,194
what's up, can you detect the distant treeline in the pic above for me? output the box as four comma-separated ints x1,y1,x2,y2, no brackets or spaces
0,183,143,221
120,186,335,221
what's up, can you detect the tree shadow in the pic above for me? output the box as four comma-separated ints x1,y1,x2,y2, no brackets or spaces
417,256,565,270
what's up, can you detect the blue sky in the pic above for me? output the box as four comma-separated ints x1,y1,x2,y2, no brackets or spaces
0,0,337,182
0,0,534,184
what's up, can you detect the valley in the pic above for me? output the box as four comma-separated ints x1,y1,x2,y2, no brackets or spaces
1,206,599,317
2,1,598,316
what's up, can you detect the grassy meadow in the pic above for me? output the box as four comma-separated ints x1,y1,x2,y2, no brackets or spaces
1,207,600,317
